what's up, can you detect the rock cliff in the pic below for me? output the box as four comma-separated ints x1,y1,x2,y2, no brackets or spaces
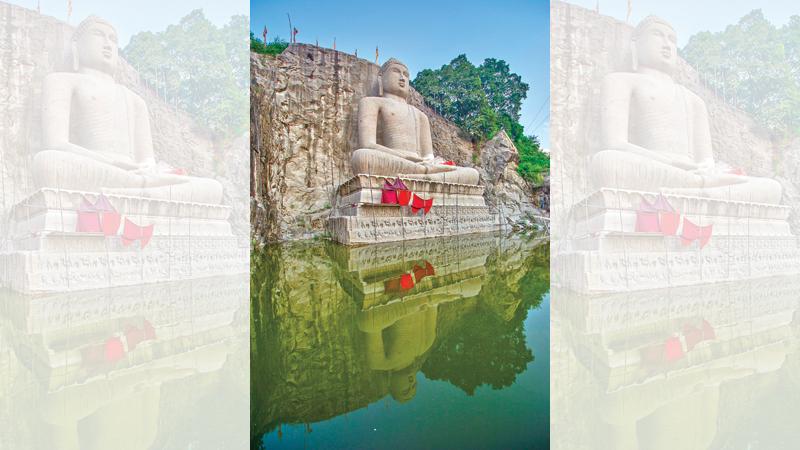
551,1,798,234
0,4,248,242
251,44,541,242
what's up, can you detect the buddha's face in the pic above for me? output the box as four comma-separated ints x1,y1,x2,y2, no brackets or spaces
382,63,410,99
389,368,418,403
635,21,677,73
75,21,119,74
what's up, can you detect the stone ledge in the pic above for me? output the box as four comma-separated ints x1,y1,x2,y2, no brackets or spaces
11,188,231,221
0,237,248,294
328,215,502,245
554,236,800,293
337,174,485,197
573,188,791,220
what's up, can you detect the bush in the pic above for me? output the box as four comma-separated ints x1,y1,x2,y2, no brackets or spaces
250,32,288,56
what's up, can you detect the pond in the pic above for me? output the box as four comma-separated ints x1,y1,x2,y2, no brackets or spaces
251,232,550,449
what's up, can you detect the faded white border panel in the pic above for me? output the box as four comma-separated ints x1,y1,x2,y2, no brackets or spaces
1,1,249,448
552,1,800,448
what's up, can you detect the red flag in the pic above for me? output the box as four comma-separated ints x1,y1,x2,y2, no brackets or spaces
292,27,299,43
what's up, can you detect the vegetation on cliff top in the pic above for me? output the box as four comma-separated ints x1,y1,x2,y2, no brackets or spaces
412,55,549,184
123,10,248,138
250,33,289,56
682,10,800,139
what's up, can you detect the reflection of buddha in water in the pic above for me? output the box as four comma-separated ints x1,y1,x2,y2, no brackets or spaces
357,278,482,402
33,16,223,204
592,16,782,204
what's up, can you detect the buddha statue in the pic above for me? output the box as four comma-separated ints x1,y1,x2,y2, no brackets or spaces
351,58,481,185
32,16,223,204
590,16,782,204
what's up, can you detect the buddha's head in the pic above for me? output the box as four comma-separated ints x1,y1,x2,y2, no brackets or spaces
632,16,677,74
389,365,418,403
380,58,411,100
72,16,119,74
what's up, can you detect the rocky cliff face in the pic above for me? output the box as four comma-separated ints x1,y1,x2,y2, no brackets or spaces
251,44,540,242
551,1,797,233
0,4,248,242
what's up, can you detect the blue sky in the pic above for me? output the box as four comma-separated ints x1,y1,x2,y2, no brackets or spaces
251,0,551,147
9,0,247,43
569,0,798,46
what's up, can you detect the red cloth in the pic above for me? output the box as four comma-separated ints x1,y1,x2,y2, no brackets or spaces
635,211,660,232
122,219,155,249
101,211,121,236
105,337,125,362
659,211,681,235
77,195,120,234
664,336,684,361
397,189,412,206
411,194,434,214
381,178,410,205
77,210,102,232
381,189,398,204
399,273,414,290
442,161,456,166
727,167,746,176
384,273,415,292
681,218,713,248
413,261,435,282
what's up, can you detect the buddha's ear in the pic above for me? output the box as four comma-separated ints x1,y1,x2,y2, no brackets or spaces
71,40,79,72
378,73,383,97
630,42,638,72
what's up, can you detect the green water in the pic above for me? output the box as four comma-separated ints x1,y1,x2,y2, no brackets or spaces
251,232,549,449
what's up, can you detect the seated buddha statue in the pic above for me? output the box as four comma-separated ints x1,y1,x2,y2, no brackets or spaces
351,58,481,185
32,16,223,204
591,16,782,204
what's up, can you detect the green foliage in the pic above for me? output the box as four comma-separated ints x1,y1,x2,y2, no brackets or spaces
250,32,289,56
516,133,549,185
123,10,248,138
682,10,800,138
412,54,548,183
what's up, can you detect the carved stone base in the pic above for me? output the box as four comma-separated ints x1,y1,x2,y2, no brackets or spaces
1,189,247,293
555,189,800,293
328,174,502,245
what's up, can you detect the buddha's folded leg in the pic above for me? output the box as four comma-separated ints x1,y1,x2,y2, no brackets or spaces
591,150,704,192
351,148,426,176
32,151,223,204
416,166,480,185
701,176,782,204
105,176,223,204
32,150,145,191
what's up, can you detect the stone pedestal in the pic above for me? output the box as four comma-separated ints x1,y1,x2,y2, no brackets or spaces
1,188,248,293
554,188,800,293
327,174,502,245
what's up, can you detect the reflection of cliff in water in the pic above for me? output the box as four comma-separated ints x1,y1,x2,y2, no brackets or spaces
552,277,800,450
0,276,248,450
250,233,549,442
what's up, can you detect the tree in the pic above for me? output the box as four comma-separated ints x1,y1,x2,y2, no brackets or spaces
412,54,548,183
682,10,800,138
479,58,529,121
123,10,249,138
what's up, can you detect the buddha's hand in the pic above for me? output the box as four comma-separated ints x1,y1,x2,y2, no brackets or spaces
109,158,142,171
691,160,716,175
669,156,699,171
401,152,424,163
